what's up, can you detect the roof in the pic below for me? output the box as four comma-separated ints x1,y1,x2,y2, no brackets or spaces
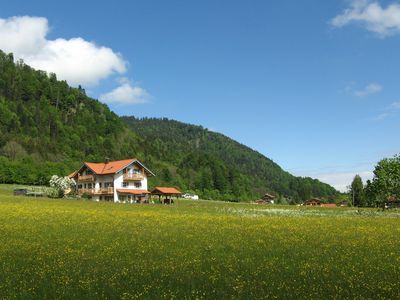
262,193,275,199
68,170,78,178
76,158,155,176
85,158,136,175
116,189,150,195
151,187,182,195
305,198,322,203
388,196,399,203
320,204,337,207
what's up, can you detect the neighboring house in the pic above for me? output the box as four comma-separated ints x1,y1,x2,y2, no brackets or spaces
304,198,322,206
69,158,155,203
256,193,275,204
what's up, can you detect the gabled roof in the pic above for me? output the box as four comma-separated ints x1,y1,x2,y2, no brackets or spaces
76,158,155,176
68,170,78,178
85,158,135,175
151,187,182,195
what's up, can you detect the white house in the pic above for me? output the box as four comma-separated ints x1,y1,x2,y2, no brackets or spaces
69,158,155,203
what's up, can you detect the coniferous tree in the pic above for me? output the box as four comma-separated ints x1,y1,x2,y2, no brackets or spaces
350,175,365,207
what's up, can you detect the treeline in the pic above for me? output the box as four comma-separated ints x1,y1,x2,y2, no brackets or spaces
0,50,337,201
349,154,400,208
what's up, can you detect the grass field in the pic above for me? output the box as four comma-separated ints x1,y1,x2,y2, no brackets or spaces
0,184,399,299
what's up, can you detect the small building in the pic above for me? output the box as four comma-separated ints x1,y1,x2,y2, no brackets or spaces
151,187,182,204
338,200,349,207
387,196,400,209
304,198,322,206
256,193,275,204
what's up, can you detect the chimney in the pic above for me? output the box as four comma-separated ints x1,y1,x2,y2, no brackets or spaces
105,157,110,164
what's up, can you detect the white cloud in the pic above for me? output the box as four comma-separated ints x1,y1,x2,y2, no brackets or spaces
99,79,150,105
315,171,374,192
373,101,400,121
0,16,126,86
373,112,390,121
390,101,400,109
331,0,400,37
354,83,382,97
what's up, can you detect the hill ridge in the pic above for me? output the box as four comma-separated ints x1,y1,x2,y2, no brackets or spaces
0,50,337,202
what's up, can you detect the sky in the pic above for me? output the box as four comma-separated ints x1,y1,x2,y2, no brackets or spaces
1,0,400,191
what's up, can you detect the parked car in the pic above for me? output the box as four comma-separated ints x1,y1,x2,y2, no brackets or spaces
182,193,199,200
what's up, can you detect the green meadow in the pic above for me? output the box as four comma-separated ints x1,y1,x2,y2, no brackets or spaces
0,184,399,299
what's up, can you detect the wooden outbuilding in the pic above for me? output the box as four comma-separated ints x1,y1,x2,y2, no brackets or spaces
151,187,182,204
387,196,400,209
304,198,322,206
256,193,275,204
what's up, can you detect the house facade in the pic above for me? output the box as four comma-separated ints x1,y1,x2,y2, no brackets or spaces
69,158,155,203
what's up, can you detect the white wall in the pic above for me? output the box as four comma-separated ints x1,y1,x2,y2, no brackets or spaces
112,163,149,202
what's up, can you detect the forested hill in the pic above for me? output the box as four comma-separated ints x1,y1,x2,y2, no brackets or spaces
0,50,337,202
123,117,337,201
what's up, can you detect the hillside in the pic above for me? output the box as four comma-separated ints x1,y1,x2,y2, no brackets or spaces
123,117,337,201
0,50,337,201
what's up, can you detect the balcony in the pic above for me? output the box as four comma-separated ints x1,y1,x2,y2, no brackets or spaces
123,173,144,181
78,174,95,182
78,187,114,195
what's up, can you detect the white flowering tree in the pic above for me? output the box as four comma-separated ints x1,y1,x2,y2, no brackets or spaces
48,175,76,198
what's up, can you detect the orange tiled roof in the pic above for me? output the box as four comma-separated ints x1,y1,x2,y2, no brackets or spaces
320,204,337,207
152,187,182,195
116,189,150,195
85,158,136,175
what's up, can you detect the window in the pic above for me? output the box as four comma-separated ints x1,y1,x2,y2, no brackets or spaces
99,183,102,188
134,182,142,188
121,182,128,187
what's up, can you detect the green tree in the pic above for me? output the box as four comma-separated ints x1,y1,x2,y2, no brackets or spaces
350,175,365,207
366,154,400,208
162,168,172,183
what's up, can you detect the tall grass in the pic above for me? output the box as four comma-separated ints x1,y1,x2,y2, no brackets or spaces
0,187,399,299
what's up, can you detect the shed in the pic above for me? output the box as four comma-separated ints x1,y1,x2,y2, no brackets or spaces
387,196,400,209
151,187,182,204
256,193,275,204
304,198,322,206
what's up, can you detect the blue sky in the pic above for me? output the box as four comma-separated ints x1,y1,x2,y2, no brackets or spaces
1,0,400,191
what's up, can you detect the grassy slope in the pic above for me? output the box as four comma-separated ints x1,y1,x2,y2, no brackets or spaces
0,185,399,299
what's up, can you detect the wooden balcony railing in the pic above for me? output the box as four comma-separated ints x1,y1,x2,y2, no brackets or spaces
78,174,95,182
123,173,144,181
78,187,114,195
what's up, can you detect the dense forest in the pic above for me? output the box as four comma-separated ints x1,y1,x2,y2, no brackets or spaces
123,117,337,201
0,50,338,202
